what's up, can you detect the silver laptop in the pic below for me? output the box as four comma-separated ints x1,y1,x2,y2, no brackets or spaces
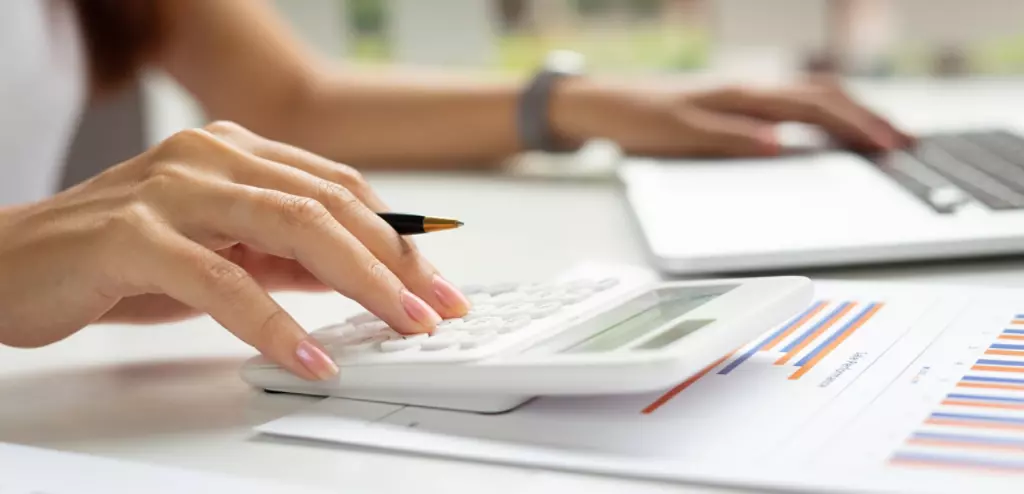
618,80,1024,275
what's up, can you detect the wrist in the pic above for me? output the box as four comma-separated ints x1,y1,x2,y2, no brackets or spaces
548,76,610,151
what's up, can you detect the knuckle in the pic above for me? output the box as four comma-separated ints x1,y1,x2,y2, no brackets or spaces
365,258,397,287
141,161,192,188
104,202,158,239
315,180,362,215
796,97,828,120
201,258,252,298
275,194,333,228
204,120,247,137
160,128,218,154
253,308,291,349
332,165,367,190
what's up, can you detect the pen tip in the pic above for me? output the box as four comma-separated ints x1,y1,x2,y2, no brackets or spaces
422,217,464,233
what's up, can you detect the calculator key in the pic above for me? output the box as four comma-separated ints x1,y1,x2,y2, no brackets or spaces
421,332,462,351
524,289,562,302
355,320,390,334
484,283,518,296
459,284,488,295
525,302,563,319
338,334,388,354
499,315,531,333
380,337,423,353
311,323,354,340
467,293,492,305
492,303,533,317
489,292,528,305
460,331,498,349
560,289,595,305
462,317,504,332
518,282,555,293
436,318,465,330
593,278,619,291
563,279,596,291
346,312,380,325
463,305,498,320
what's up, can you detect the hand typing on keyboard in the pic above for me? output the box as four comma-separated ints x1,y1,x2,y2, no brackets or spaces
0,122,470,382
551,78,914,158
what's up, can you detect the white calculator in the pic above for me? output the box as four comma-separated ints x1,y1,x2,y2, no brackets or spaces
242,266,812,412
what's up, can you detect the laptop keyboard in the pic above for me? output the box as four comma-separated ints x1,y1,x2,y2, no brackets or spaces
869,130,1024,213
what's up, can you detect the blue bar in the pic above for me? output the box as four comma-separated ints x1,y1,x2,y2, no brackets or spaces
1004,329,1024,335
912,431,1024,448
962,375,1024,385
991,343,1024,351
781,302,853,353
931,412,1024,425
892,452,1024,471
947,393,1024,404
1015,314,1024,319
795,303,879,367
977,359,1024,367
716,344,765,375
717,301,828,375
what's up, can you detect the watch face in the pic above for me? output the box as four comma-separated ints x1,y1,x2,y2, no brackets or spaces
545,50,586,75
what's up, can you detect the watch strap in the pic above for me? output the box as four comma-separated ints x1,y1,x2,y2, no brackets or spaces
517,51,586,153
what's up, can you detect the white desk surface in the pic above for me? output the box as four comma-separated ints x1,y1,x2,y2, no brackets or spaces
6,171,1024,493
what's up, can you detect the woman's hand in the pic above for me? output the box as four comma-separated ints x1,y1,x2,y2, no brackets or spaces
0,121,470,380
550,79,913,158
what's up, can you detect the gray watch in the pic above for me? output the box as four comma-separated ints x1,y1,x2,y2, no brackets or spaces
517,50,586,152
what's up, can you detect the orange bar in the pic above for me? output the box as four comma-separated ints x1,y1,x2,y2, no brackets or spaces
761,301,828,351
789,303,882,380
642,352,733,414
890,457,1024,474
1000,335,1024,341
907,437,1024,453
972,365,1024,374
926,418,1024,432
1012,320,1024,325
942,399,1024,411
986,349,1024,357
776,303,856,365
958,382,1024,391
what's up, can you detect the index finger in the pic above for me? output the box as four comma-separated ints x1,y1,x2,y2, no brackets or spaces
135,229,338,381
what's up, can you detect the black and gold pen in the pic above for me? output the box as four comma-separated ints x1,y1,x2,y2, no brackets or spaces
378,212,464,235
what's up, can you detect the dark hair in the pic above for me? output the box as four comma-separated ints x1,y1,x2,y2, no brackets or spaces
71,0,172,93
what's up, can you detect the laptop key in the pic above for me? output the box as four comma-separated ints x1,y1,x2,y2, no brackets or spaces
927,135,1024,195
964,131,1024,172
911,140,1024,210
871,150,969,214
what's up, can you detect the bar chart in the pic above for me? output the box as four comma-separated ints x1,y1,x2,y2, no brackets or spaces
642,298,887,414
889,315,1024,474
718,300,884,379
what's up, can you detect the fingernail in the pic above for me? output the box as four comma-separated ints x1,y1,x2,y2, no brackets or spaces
295,339,338,380
402,289,442,328
433,274,471,312
758,126,780,155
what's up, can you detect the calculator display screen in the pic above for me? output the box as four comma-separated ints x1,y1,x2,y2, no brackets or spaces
559,285,735,354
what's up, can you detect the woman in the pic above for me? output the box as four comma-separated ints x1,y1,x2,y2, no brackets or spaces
0,0,908,381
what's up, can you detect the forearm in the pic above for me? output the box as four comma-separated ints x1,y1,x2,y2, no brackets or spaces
270,68,527,169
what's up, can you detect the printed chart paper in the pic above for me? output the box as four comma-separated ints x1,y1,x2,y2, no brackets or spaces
258,281,1024,494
